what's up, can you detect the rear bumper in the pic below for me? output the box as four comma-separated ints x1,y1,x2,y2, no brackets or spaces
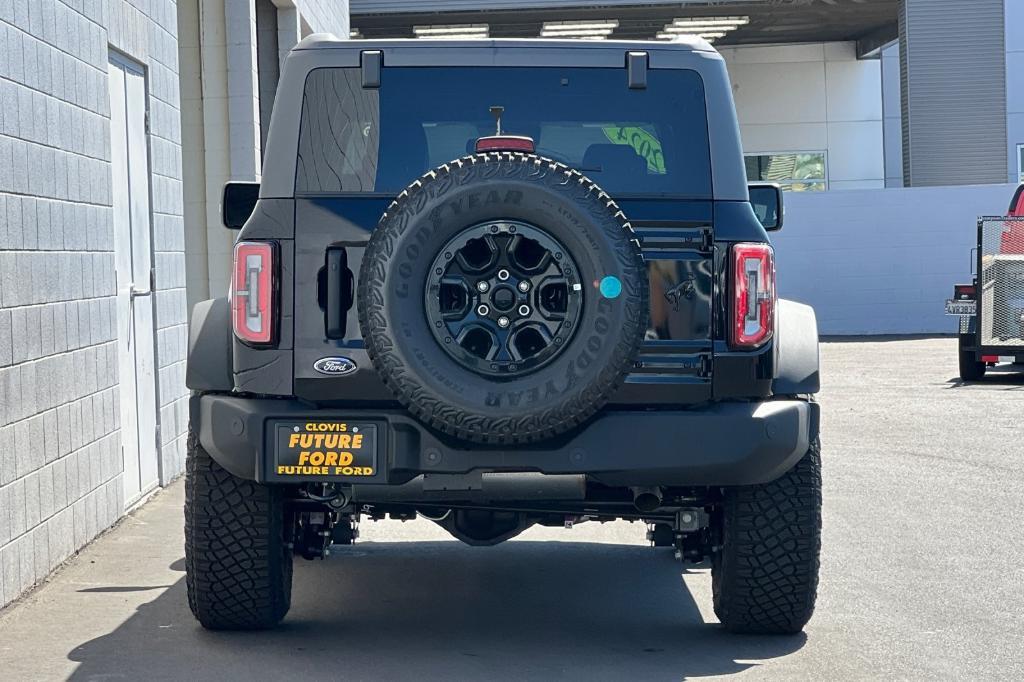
193,394,818,488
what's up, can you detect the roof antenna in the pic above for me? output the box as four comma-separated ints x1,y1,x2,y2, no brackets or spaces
489,106,504,136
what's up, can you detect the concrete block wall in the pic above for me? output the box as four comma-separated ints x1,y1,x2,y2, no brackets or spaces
0,0,187,609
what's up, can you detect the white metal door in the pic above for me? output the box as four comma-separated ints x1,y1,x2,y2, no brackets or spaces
109,54,159,507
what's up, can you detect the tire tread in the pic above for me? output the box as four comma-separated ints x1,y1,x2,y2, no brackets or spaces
712,440,822,634
184,429,292,630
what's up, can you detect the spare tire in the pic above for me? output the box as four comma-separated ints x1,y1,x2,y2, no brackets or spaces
358,152,647,444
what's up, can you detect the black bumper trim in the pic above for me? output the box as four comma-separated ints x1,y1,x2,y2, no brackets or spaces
192,394,817,487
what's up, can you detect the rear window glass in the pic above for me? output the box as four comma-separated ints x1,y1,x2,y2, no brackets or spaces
295,66,711,198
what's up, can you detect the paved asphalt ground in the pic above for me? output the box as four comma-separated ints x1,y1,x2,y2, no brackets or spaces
1,338,1023,681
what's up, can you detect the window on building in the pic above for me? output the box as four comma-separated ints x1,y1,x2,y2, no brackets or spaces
745,152,827,192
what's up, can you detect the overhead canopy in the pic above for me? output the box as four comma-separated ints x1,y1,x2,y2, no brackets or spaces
350,0,899,57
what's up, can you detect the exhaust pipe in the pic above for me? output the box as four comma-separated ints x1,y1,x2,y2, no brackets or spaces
631,486,663,513
352,473,586,503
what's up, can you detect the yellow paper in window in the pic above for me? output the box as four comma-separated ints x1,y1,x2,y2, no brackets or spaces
601,126,666,174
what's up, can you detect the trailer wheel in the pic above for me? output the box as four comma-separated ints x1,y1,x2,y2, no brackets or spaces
958,334,986,381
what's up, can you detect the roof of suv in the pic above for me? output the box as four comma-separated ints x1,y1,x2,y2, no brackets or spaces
293,34,717,54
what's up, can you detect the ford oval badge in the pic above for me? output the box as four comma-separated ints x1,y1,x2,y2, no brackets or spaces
313,356,357,376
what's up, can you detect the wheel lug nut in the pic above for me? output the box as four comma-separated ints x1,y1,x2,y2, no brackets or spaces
498,316,510,328
518,305,530,316
518,281,530,292
477,304,490,316
476,281,489,293
497,269,510,281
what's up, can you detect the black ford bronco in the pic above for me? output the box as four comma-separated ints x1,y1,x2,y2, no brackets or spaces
185,35,822,634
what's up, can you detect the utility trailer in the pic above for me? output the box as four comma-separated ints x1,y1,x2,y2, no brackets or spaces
948,184,1024,380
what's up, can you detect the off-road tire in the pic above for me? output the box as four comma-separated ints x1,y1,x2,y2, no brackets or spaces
712,439,822,634
958,333,986,381
185,428,293,630
359,151,647,444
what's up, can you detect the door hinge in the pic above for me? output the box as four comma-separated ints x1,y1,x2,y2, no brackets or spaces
699,354,713,378
701,227,714,254
149,267,156,292
144,110,151,133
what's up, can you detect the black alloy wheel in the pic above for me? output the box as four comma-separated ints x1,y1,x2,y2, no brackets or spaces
426,221,584,378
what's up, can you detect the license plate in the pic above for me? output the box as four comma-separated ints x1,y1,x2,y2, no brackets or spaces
273,421,378,479
945,300,976,316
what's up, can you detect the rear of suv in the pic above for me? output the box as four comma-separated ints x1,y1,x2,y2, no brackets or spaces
185,35,822,634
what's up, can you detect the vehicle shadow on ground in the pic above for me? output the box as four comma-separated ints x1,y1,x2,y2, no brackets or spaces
66,542,805,681
945,367,1024,389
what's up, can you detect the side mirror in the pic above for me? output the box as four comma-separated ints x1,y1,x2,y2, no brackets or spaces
749,183,784,232
222,182,260,229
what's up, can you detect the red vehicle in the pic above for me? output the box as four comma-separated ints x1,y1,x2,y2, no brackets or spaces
948,184,1024,380
1000,184,1024,252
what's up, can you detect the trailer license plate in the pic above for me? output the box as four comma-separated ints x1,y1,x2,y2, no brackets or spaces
945,300,976,316
274,421,378,478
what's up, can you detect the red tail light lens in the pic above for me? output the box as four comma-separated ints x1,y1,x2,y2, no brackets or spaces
232,241,276,345
954,284,976,299
730,243,775,348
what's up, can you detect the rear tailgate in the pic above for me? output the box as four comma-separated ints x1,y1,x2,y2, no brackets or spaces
292,197,715,406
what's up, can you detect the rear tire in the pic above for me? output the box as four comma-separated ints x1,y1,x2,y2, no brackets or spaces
185,428,293,630
958,334,986,381
712,439,822,635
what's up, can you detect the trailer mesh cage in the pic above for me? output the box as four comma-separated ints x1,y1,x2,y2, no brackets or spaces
979,217,1024,347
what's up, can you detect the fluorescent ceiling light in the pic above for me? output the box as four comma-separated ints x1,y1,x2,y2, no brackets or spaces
662,24,741,33
671,16,749,28
660,16,748,42
414,24,489,38
542,20,618,31
656,32,723,43
541,19,617,38
541,28,615,37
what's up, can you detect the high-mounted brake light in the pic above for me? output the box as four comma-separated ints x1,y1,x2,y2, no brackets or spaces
730,243,775,348
232,241,276,345
475,136,536,153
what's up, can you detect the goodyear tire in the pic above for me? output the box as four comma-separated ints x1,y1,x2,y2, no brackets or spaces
358,152,648,444
185,428,293,630
712,439,822,634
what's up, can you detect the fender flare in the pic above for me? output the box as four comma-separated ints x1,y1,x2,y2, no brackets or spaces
773,299,820,395
186,298,234,392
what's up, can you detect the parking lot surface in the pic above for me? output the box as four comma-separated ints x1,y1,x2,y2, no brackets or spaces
1,338,1022,680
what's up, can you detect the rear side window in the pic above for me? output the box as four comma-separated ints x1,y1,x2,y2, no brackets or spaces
295,66,711,198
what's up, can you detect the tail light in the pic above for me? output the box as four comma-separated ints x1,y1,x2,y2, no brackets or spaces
730,242,775,348
954,284,976,300
232,241,276,345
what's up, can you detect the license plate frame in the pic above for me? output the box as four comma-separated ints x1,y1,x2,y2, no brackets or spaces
945,299,976,316
270,420,381,481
